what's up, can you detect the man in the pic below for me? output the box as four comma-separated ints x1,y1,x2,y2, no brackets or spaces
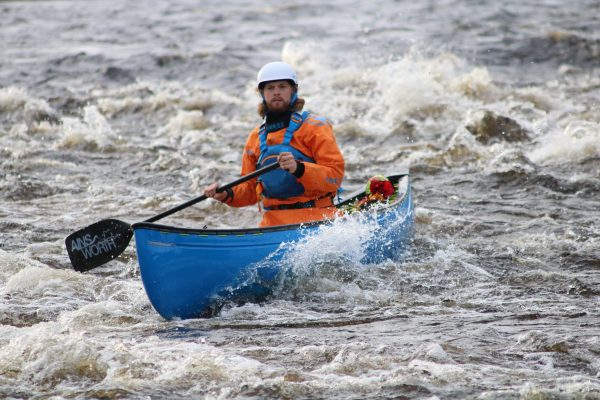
203,61,344,227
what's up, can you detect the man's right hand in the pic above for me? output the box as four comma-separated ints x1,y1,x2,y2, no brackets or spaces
203,182,228,202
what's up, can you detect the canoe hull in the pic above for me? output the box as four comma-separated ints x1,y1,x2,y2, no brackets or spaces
133,173,413,319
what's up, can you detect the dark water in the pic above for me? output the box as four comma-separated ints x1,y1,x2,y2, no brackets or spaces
1,0,599,398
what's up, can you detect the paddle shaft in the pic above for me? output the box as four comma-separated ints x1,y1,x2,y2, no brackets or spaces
144,162,280,223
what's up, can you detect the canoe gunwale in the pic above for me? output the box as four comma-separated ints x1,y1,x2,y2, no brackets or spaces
132,172,409,236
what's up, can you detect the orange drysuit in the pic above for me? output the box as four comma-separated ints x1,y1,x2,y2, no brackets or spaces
225,113,344,227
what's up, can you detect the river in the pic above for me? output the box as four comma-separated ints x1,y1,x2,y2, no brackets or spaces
1,0,599,398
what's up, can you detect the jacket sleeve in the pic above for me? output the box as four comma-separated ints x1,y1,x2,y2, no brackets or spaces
226,130,260,207
296,121,344,197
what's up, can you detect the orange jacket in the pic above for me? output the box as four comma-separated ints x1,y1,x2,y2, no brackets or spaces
226,113,344,227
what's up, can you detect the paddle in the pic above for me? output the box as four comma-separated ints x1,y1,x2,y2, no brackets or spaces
65,162,280,272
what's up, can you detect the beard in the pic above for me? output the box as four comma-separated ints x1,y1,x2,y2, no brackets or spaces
266,98,290,113
258,94,303,118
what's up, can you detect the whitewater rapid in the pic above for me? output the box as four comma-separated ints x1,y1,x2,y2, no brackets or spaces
1,0,599,398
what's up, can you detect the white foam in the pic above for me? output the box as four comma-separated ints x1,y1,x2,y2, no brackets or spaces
518,379,600,399
0,324,108,386
0,249,48,283
313,342,392,375
282,41,326,77
160,110,211,142
2,265,91,299
0,86,30,112
283,215,376,266
443,125,492,165
411,342,455,363
247,209,414,308
529,119,600,163
375,52,460,117
303,47,496,136
95,81,235,118
407,359,468,383
56,299,153,330
58,105,118,151
523,353,555,371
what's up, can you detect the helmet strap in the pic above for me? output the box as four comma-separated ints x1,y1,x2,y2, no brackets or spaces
290,92,298,107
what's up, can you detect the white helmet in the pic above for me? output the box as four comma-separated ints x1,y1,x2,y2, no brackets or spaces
257,62,298,88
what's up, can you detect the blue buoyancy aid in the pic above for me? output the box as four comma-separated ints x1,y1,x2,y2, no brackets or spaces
257,111,314,199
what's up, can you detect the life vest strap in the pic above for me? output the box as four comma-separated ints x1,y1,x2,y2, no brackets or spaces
258,111,310,165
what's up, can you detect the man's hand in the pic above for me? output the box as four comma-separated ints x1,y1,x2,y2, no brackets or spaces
278,152,297,174
203,182,228,202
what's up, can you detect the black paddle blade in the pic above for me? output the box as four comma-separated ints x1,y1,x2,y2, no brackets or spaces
65,219,133,272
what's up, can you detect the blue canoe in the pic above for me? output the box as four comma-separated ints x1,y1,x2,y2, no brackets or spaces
132,170,414,320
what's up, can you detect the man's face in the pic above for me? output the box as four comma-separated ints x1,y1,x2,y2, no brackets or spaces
262,80,295,112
